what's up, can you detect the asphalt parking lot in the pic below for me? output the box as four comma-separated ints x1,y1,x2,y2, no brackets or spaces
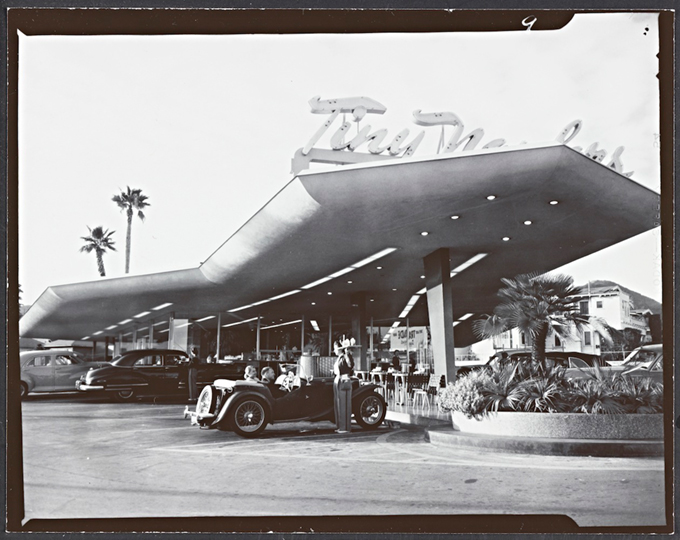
19,393,667,532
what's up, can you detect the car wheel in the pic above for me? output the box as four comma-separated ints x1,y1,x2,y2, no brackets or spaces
230,397,268,437
113,388,136,402
353,393,386,430
196,385,218,416
20,382,28,400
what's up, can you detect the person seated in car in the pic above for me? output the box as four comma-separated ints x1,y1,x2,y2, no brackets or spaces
261,366,277,385
261,366,287,398
244,365,259,382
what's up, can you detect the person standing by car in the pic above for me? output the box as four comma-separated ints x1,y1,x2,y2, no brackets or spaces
187,347,200,404
333,337,355,433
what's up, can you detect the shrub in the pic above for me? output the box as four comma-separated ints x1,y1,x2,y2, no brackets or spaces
443,357,663,415
438,377,485,418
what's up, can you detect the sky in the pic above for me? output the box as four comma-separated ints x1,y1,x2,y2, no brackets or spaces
18,12,663,307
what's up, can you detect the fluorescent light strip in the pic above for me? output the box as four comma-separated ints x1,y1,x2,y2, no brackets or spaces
118,319,133,325
261,319,303,330
152,302,174,311
458,313,474,321
391,321,401,329
222,317,258,328
328,267,355,279
450,253,488,276
269,290,301,301
452,321,461,327
123,332,132,337
93,331,103,336
134,311,152,318
81,336,90,340
138,327,149,332
196,316,215,323
302,276,333,290
302,248,398,292
351,247,398,269
175,322,192,329
310,320,320,332
105,325,118,330
153,321,168,327
157,328,170,334
417,286,427,295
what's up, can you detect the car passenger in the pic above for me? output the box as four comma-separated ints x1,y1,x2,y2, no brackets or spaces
244,365,259,382
261,366,277,385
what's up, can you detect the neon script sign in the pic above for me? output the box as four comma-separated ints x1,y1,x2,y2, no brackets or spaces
291,95,633,178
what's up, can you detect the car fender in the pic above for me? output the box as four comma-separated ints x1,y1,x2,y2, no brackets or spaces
215,389,274,426
21,374,35,392
351,382,383,402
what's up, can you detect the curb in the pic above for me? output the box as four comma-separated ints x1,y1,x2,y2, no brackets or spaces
386,409,451,428
425,427,664,457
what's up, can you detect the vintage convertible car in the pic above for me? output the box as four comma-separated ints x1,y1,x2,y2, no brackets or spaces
76,348,251,402
184,376,387,437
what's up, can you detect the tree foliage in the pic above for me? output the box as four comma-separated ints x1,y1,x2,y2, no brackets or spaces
112,186,150,274
80,226,116,277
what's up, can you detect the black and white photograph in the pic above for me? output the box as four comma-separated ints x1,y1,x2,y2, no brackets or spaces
8,8,673,535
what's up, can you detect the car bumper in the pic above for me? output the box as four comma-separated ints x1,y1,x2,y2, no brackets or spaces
76,381,104,391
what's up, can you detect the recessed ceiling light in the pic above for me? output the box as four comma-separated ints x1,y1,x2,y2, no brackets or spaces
327,292,333,295
420,231,429,236
450,215,460,220
370,298,375,302
376,266,382,270
487,195,496,200
502,237,511,241
550,200,559,205
347,280,353,284
392,288,397,291
311,302,316,305
524,220,532,225
420,275,425,279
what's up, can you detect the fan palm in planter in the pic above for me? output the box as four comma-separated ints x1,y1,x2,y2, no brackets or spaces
473,273,610,369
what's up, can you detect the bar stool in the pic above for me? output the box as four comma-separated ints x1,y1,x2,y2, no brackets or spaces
371,372,387,398
355,370,369,382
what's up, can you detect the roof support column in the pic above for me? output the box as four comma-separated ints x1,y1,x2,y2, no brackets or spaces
328,315,333,356
424,248,456,383
256,316,261,359
149,320,154,347
301,315,305,352
351,292,367,371
216,313,221,360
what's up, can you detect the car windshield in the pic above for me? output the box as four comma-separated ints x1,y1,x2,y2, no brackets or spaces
623,349,659,368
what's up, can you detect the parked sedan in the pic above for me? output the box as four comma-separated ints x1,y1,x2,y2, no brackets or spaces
20,349,107,398
76,349,248,402
566,343,663,383
184,376,387,437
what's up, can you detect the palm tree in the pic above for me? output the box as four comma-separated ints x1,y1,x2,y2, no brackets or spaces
473,273,610,368
112,186,150,274
80,226,116,277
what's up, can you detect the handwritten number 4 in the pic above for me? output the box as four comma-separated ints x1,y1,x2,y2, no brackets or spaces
522,16,536,31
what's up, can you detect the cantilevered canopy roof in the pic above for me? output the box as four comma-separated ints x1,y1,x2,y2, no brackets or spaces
20,142,660,346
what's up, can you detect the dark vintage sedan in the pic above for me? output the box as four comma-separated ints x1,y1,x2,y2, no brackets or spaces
76,349,247,402
184,376,387,437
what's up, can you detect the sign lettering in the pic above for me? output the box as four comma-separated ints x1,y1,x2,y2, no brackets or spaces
292,95,634,178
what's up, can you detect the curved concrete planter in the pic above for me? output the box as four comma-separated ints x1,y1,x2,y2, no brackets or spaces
451,411,663,440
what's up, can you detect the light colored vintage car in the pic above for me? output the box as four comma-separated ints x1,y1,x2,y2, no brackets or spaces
566,343,663,383
20,349,107,398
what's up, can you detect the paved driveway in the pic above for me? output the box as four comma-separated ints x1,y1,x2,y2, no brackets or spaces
21,395,667,531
